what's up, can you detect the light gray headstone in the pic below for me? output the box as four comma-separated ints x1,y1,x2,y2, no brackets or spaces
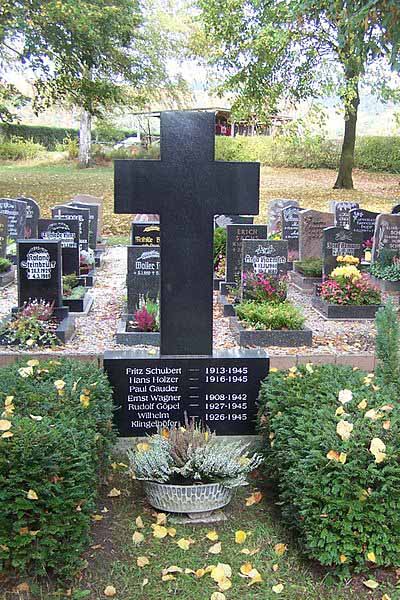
268,199,299,235
372,213,400,262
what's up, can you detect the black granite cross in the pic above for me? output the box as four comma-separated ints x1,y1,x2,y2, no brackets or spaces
115,111,260,356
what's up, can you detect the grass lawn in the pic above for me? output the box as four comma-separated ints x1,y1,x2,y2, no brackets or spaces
2,470,397,600
0,159,399,236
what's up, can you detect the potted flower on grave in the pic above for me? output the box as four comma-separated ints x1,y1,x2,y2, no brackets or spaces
127,419,262,517
80,248,95,275
229,272,312,347
0,300,59,349
312,255,382,319
0,257,14,287
363,238,373,263
369,249,400,292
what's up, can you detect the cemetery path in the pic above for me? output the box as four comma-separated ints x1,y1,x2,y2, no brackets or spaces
0,245,379,357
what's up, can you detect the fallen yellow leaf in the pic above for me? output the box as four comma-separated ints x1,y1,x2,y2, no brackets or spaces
274,543,287,556
211,563,232,581
0,420,12,431
382,594,391,600
235,530,247,544
107,488,121,498
91,514,103,522
272,583,284,593
326,450,340,461
383,420,391,430
167,527,176,537
16,582,30,592
27,489,38,500
152,525,168,539
247,568,263,586
206,530,219,541
162,566,183,574
367,551,377,563
245,491,263,506
211,593,226,600
370,438,386,464
240,562,253,575
137,556,149,567
195,568,206,578
339,554,347,563
135,516,144,529
336,419,353,441
218,578,232,591
142,579,149,588
104,585,117,597
161,574,175,581
132,531,144,545
1,431,13,439
357,399,367,410
363,579,379,589
156,512,167,525
208,542,222,554
177,538,192,550
272,564,279,572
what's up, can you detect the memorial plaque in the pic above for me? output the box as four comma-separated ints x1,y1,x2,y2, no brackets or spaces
349,208,378,244
127,245,160,311
52,205,90,252
242,239,289,279
38,219,80,275
72,194,104,241
372,214,400,261
18,197,40,239
0,198,27,241
103,350,269,436
281,205,303,259
330,201,359,229
299,209,334,260
17,240,63,308
0,215,7,258
131,222,160,246
70,201,99,249
214,215,254,229
226,224,268,284
268,199,299,235
322,227,363,277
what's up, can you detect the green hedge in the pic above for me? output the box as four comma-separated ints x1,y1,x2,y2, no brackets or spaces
0,358,115,578
216,135,400,173
0,139,46,160
258,364,400,573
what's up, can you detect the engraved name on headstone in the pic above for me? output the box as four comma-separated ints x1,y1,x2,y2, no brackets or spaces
52,205,90,252
349,208,379,244
330,201,359,229
299,209,334,260
372,214,400,262
226,224,268,284
242,239,289,278
127,246,160,311
322,227,364,277
281,205,303,260
0,198,27,241
17,240,63,308
131,222,160,246
70,201,99,249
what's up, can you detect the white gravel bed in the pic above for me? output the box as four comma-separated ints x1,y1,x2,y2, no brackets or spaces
0,246,383,355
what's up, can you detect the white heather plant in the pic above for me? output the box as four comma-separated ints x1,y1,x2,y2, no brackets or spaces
128,422,262,488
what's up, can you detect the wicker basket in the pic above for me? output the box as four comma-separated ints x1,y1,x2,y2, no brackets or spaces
143,481,233,514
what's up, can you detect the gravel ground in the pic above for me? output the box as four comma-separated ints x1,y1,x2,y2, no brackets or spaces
0,245,383,355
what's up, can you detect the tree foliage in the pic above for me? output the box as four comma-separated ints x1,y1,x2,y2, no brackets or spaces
196,0,400,188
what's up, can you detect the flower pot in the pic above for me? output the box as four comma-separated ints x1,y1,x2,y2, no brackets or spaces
143,481,233,514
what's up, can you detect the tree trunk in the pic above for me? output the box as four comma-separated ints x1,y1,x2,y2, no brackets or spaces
78,109,92,168
333,75,360,190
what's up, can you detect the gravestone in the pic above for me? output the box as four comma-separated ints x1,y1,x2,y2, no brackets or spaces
281,205,303,260
372,214,400,262
131,222,160,246
17,197,40,239
72,194,104,241
391,204,400,215
226,224,268,284
349,208,379,244
268,199,299,235
52,205,90,252
133,213,159,222
242,239,289,279
104,111,269,437
214,215,254,229
70,201,99,250
0,215,7,258
322,227,364,277
127,246,160,311
17,240,63,308
0,198,27,241
38,219,80,275
330,201,359,228
299,209,334,260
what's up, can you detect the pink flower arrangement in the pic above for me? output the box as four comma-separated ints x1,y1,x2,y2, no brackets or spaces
242,272,287,303
320,273,381,305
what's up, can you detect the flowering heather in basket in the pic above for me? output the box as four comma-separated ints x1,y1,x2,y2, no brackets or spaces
320,267,381,305
242,271,287,303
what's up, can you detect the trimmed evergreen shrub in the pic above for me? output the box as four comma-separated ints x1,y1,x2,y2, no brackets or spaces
0,358,115,577
258,363,400,573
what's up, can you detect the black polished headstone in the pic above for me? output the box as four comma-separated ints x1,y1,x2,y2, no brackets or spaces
0,215,7,258
330,201,359,228
103,349,269,436
226,224,268,284
349,208,379,244
214,215,254,229
69,201,99,250
114,111,260,356
0,198,27,241
372,214,400,262
131,222,160,246
281,205,303,260
18,197,40,239
38,219,80,275
52,205,90,252
17,240,63,308
322,227,364,277
242,239,289,280
268,199,299,234
127,246,160,311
